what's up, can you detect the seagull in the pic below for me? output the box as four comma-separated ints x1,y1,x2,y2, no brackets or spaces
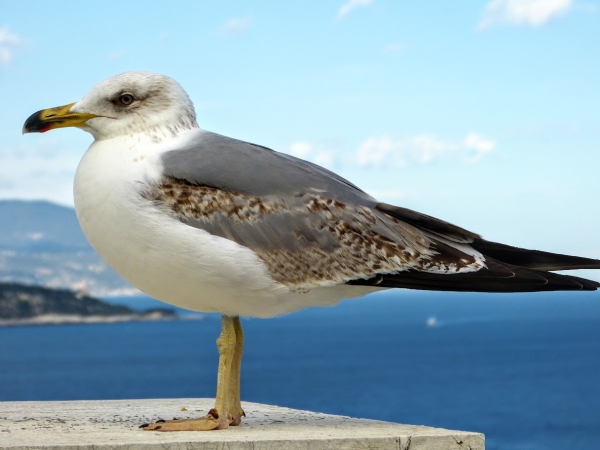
23,71,600,431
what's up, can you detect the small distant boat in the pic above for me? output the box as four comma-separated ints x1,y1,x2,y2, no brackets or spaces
426,316,438,328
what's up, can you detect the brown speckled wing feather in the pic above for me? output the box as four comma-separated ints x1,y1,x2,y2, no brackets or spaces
145,177,483,288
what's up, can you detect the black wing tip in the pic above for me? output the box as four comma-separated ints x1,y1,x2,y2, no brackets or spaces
347,260,600,293
471,239,600,271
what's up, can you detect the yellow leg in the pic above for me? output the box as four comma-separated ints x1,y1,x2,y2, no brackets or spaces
143,315,244,432
228,316,245,425
212,315,237,429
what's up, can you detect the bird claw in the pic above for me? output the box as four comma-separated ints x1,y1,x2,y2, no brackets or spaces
229,407,246,426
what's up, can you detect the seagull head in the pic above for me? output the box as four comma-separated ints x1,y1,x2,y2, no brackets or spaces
23,71,198,141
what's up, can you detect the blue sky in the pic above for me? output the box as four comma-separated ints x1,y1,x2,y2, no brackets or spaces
1,0,599,267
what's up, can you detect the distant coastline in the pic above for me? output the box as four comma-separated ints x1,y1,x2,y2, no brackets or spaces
0,282,197,327
0,311,185,327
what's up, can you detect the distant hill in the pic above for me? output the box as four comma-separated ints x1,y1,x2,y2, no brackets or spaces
0,200,134,296
0,200,91,253
0,282,176,325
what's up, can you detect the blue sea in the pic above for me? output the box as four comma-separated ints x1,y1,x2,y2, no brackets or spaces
1,290,599,450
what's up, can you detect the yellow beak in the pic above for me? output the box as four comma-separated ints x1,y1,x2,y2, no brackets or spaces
22,103,99,134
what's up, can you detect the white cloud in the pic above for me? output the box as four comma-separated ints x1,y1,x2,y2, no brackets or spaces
286,142,336,169
355,133,496,168
279,134,494,173
313,152,336,168
218,18,251,36
337,0,374,20
0,27,22,68
478,0,572,29
288,142,313,159
464,133,495,163
356,136,398,166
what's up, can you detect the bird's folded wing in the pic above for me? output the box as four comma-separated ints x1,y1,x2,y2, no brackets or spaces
146,131,485,288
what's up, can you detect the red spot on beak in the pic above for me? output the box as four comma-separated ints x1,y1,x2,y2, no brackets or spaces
39,126,51,133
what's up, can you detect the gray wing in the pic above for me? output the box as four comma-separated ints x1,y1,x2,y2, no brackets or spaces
162,130,478,242
148,130,485,288
161,130,373,203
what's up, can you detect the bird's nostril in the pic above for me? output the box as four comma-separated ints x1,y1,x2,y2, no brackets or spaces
45,113,56,118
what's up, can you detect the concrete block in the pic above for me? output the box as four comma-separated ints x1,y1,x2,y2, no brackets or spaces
0,398,484,449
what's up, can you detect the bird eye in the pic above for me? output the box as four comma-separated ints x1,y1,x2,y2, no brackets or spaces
118,93,135,106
